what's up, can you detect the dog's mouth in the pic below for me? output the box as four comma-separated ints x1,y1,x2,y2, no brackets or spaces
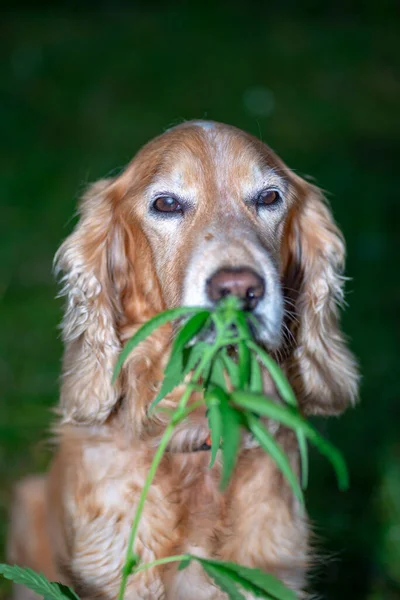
165,428,213,454
195,437,212,452
182,435,212,454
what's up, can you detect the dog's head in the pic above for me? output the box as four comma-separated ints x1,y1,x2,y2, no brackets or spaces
55,121,358,427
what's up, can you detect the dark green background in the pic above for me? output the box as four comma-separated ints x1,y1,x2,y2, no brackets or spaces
1,2,399,599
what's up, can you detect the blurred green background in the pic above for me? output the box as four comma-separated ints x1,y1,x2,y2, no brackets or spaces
1,2,399,598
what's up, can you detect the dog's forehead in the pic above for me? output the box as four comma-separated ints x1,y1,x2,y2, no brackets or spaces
142,121,286,191
171,120,218,132
163,120,266,165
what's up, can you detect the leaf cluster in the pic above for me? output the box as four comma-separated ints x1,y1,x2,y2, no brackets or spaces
116,296,348,503
2,297,348,600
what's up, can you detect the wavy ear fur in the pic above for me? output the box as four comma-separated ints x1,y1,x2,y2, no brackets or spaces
283,182,359,415
54,179,126,424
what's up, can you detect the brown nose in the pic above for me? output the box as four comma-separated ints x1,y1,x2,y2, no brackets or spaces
206,268,265,310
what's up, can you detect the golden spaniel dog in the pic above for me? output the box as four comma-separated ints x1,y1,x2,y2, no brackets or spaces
8,121,359,600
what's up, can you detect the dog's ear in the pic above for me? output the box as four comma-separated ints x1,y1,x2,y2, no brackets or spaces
282,181,359,415
54,179,128,424
55,176,166,425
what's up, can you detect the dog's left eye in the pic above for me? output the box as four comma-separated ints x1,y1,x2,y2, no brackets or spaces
256,190,281,207
153,196,182,213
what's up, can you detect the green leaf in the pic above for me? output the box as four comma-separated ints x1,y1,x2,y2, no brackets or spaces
247,342,297,406
234,311,252,340
170,311,211,364
238,342,251,389
232,391,348,490
297,433,309,490
205,389,222,468
150,349,185,411
246,414,304,504
178,556,192,571
232,391,302,429
182,342,210,377
217,388,243,490
112,306,205,383
0,564,80,600
217,562,296,600
215,295,243,329
200,562,246,600
191,557,297,600
221,350,240,389
250,352,263,393
208,354,227,390
150,311,210,409
220,561,296,600
247,343,309,488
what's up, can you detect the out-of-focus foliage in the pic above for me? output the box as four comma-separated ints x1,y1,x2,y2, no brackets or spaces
1,2,399,599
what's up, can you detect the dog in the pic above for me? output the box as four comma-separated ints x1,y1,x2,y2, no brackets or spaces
7,121,359,600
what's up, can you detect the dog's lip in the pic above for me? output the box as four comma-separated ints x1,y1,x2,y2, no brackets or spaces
194,436,212,452
166,434,213,454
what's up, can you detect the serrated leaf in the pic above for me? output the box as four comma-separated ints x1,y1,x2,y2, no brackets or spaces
113,306,205,382
182,342,210,377
217,389,243,490
0,564,80,600
247,343,297,407
150,311,210,409
208,354,227,390
232,391,302,429
192,557,297,600
234,311,252,340
200,563,246,600
183,342,217,386
215,561,295,600
221,350,240,389
168,311,210,376
250,352,263,393
246,414,303,504
150,348,186,411
232,391,348,490
220,562,296,600
238,342,251,389
205,389,222,468
247,343,309,488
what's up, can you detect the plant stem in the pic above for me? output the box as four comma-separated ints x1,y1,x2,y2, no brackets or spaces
134,554,190,575
117,345,217,600
117,421,175,600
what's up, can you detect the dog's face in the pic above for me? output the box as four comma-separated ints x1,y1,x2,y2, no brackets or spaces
55,121,358,427
128,121,296,349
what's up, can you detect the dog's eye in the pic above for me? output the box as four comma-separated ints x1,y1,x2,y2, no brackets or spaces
256,190,281,207
153,196,182,213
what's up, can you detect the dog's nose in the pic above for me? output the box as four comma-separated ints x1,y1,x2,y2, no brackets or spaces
206,268,265,310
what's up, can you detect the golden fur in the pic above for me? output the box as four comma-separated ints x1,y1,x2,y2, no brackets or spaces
8,121,359,599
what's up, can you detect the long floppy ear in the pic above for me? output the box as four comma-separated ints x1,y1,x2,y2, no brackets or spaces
283,181,359,415
54,179,127,424
55,178,166,425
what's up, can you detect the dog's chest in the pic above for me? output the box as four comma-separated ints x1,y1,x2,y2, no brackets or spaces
70,439,307,598
165,452,226,545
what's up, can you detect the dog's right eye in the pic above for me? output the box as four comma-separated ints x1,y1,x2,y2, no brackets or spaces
152,196,182,214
